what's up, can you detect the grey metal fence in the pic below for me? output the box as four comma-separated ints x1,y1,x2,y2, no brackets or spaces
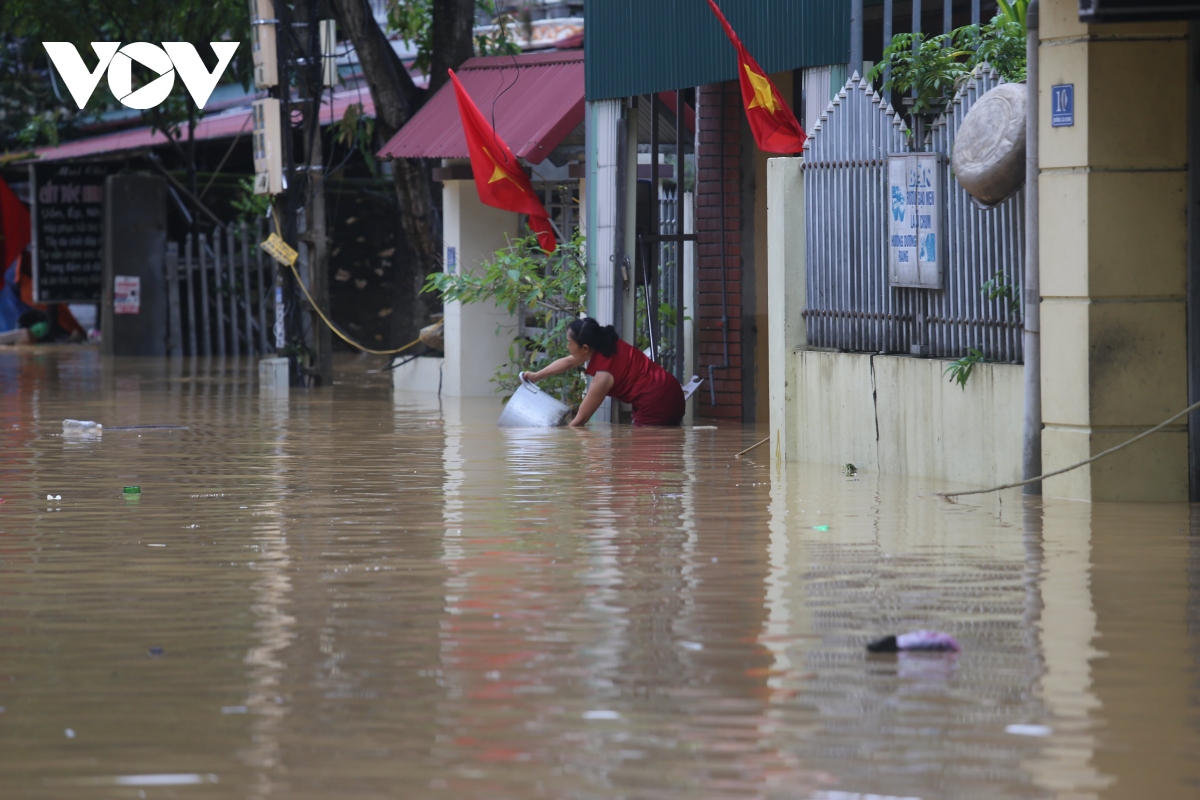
802,66,1024,363
167,219,276,357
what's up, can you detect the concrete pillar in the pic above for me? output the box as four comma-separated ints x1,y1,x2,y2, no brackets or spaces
586,99,622,327
766,157,806,463
440,179,519,397
1039,0,1189,500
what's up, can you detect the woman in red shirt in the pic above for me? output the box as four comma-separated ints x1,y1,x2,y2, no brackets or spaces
524,318,686,427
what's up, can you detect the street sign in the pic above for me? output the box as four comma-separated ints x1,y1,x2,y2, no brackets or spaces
113,275,140,314
29,161,114,303
887,153,942,289
1051,84,1074,127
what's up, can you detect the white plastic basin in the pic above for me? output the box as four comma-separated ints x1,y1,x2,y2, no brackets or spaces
496,378,570,427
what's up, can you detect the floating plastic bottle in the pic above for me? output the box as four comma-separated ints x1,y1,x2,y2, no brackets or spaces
62,419,103,433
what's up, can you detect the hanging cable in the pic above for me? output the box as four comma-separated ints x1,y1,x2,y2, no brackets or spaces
285,258,439,355
938,399,1200,499
270,206,437,357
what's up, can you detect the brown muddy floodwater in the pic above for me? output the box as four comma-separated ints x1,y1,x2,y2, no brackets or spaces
1,346,1198,800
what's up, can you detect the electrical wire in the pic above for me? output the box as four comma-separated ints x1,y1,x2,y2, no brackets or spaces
270,205,436,357
490,54,521,164
284,257,439,355
937,398,1200,499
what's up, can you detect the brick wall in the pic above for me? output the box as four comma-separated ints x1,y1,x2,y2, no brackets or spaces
695,81,744,420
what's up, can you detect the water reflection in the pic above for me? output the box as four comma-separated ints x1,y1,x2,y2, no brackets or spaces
0,347,1197,799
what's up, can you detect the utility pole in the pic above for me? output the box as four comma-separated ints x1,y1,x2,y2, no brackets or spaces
295,0,333,386
252,0,334,386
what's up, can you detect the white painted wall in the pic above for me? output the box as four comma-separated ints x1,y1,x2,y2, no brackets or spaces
440,179,520,397
586,99,621,327
391,354,444,393
767,158,806,462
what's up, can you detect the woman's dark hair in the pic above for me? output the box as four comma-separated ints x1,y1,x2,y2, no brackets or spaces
568,317,619,357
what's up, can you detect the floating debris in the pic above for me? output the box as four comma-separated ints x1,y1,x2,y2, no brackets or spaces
112,774,218,786
1006,724,1051,737
867,631,961,653
582,710,620,720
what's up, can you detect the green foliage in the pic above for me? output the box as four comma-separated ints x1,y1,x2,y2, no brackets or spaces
944,347,984,390
231,176,271,224
996,0,1030,32
388,0,518,76
0,0,251,151
981,271,1021,315
868,29,976,119
387,1,434,74
0,37,71,151
867,15,1029,132
474,1,521,59
964,17,1027,83
632,286,685,359
422,230,588,405
332,102,379,177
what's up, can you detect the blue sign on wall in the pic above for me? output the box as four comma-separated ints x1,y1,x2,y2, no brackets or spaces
1051,84,1074,127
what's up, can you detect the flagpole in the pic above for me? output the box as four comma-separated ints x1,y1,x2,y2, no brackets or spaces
883,0,893,89
850,0,863,77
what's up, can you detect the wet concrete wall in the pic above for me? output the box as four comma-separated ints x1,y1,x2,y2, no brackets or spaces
1038,1,1189,501
791,350,1023,488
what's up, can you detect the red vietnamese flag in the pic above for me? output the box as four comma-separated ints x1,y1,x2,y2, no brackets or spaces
448,69,556,253
705,0,807,154
0,176,31,272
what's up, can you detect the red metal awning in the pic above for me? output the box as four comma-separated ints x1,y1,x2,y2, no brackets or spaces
377,51,583,166
30,86,378,163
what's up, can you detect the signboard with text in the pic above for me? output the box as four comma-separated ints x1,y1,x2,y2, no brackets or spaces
887,153,943,289
30,162,114,303
113,275,140,314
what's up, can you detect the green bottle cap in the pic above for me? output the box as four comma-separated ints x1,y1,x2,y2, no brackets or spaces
123,485,141,494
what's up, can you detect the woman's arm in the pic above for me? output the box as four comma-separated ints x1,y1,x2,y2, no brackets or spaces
524,353,586,383
569,371,614,427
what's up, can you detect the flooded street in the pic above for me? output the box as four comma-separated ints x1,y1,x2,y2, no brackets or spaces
1,347,1198,800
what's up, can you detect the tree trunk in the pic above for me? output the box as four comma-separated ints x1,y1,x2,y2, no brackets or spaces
331,0,438,268
429,0,476,96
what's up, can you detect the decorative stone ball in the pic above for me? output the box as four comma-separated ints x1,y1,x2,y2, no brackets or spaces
952,83,1027,208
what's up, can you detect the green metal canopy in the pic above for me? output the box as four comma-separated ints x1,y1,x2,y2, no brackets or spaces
585,0,850,101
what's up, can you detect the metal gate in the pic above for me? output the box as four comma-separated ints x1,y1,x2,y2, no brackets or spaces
166,219,276,357
802,66,1025,363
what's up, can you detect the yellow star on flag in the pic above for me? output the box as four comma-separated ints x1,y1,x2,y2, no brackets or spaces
744,64,780,114
483,147,516,185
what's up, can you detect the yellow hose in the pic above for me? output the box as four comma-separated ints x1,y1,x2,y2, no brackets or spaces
284,260,439,356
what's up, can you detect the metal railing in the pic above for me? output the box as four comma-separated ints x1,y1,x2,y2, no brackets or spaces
638,187,683,377
802,66,1024,363
166,219,276,357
